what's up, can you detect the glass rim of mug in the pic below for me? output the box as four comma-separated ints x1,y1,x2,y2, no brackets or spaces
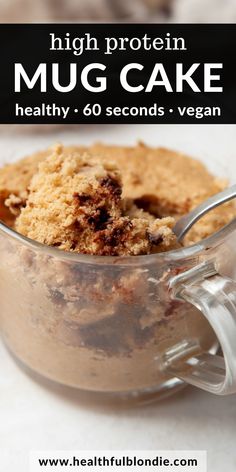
0,217,236,266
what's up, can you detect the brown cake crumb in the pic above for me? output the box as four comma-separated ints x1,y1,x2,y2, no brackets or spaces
14,145,179,255
5,191,28,216
1,142,235,249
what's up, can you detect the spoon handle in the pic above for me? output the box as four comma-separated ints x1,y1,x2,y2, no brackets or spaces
173,184,236,242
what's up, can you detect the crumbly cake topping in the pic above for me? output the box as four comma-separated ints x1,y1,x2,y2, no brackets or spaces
14,145,179,256
0,142,235,249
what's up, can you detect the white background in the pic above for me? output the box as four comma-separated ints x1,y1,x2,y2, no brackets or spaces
0,125,236,472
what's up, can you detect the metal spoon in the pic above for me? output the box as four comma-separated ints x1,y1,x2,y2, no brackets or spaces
173,184,236,242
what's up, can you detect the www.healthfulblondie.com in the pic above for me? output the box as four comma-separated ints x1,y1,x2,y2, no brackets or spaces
30,451,207,472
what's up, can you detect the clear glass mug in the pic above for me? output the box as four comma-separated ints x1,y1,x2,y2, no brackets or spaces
1,217,236,400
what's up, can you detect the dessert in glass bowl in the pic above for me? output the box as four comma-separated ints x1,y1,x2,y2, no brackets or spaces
0,142,235,398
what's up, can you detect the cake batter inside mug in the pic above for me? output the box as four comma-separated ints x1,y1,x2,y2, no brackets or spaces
0,143,236,400
1,217,236,397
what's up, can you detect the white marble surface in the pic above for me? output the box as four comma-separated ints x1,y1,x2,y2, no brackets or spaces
0,125,236,472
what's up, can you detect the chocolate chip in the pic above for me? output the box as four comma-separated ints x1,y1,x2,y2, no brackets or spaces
88,207,111,230
73,193,91,205
147,231,163,245
101,220,132,248
100,176,122,198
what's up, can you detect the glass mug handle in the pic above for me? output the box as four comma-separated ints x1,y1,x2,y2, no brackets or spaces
163,262,236,395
